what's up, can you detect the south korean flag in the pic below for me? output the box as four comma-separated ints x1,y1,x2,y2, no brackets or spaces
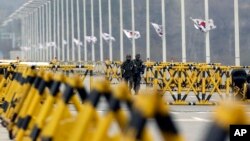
102,33,115,42
123,29,141,39
151,22,164,37
85,36,97,44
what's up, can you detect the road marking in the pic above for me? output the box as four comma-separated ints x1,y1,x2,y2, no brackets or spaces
174,117,212,122
192,117,211,122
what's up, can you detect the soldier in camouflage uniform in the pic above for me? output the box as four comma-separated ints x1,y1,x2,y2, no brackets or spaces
121,55,134,90
133,54,145,94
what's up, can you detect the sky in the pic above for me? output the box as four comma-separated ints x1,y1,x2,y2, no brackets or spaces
0,0,26,23
0,0,250,65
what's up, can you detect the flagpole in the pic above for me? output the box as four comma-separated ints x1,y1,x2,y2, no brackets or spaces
29,13,31,60
30,13,32,60
146,0,150,60
21,17,23,58
99,0,103,61
34,9,38,61
28,15,31,60
35,10,38,61
31,12,34,60
83,0,87,61
36,9,39,61
48,1,52,61
70,0,75,61
161,0,166,62
42,5,45,61
91,0,95,62
131,0,135,59
181,0,186,63
61,0,65,61
53,0,56,59
57,0,61,60
34,11,37,61
27,14,29,60
66,0,70,61
120,0,124,61
234,0,240,66
108,0,113,61
77,0,81,62
46,2,49,61
205,0,210,63
21,17,25,60
33,12,35,60
39,7,42,61
24,17,27,59
31,12,33,60
31,13,33,60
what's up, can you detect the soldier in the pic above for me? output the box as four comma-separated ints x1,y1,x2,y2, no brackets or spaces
121,55,134,90
133,54,145,94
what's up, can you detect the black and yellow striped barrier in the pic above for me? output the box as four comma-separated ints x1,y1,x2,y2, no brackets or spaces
203,101,248,141
122,90,183,141
1,62,250,141
0,64,184,141
105,60,122,83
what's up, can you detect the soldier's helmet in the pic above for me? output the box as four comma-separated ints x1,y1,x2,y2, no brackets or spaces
126,54,131,61
136,54,140,60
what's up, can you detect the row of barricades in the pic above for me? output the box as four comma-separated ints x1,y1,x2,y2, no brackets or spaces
0,62,95,88
153,63,231,105
152,63,250,104
105,60,122,83
1,61,250,106
104,61,250,104
0,65,186,141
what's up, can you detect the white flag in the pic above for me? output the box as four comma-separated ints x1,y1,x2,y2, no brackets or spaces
102,33,115,41
50,42,56,47
63,40,67,45
46,42,50,47
21,46,30,51
46,42,56,47
190,17,216,32
38,44,44,49
73,38,83,46
151,22,164,37
123,29,141,39
85,36,97,44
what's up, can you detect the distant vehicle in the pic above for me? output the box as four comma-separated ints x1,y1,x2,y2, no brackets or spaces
190,17,216,32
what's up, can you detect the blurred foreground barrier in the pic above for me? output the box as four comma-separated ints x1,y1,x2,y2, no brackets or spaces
122,91,184,141
0,64,183,141
203,101,249,141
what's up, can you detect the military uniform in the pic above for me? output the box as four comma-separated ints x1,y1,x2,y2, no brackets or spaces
133,54,145,94
121,55,134,90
